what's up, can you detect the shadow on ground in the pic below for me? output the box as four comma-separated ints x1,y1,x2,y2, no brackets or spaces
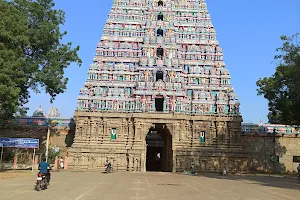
186,172,300,190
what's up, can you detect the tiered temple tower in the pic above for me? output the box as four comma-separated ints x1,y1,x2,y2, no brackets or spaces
68,0,247,172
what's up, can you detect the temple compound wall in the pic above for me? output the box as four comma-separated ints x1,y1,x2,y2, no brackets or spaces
1,115,300,173
241,134,300,173
0,115,75,163
67,112,247,172
241,123,300,173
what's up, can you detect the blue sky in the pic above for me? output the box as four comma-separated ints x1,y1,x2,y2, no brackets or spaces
25,0,299,123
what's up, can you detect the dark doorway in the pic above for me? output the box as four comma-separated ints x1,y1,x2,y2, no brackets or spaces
156,70,163,81
157,13,164,21
157,28,164,37
157,48,164,58
155,98,164,111
146,124,172,172
158,1,163,6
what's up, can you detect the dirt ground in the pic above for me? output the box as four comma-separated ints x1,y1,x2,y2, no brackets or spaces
0,170,32,180
0,171,299,200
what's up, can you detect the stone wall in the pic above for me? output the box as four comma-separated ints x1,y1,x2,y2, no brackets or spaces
67,111,247,172
241,133,300,173
0,124,75,162
3,117,299,173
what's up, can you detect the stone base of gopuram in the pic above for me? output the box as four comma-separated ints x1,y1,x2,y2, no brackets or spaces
67,111,248,173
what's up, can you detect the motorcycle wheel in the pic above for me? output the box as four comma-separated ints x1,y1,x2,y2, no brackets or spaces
43,179,48,189
35,183,42,191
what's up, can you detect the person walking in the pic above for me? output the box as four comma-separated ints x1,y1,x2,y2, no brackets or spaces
59,157,64,170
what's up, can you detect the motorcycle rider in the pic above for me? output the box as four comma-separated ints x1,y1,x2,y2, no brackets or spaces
105,159,112,172
38,158,51,184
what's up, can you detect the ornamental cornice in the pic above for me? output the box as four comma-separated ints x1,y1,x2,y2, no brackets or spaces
182,60,225,66
88,70,135,75
84,82,136,87
106,19,146,25
74,111,243,122
94,56,140,63
78,96,136,101
133,90,186,97
101,36,144,43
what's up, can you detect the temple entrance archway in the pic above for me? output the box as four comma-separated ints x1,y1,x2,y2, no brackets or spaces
146,124,172,172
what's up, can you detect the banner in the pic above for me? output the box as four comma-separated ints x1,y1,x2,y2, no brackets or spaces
111,128,117,140
200,131,205,143
0,138,39,149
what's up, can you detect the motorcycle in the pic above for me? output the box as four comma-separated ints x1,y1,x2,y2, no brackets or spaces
35,172,48,191
104,164,113,173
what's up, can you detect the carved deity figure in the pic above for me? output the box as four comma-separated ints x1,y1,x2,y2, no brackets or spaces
205,91,211,100
141,96,147,111
200,90,205,100
144,70,151,81
218,105,225,113
218,91,224,101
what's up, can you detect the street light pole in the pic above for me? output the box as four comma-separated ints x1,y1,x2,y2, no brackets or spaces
272,127,277,173
45,120,51,162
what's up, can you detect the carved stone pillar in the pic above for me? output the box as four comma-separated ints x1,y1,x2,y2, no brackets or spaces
179,122,185,141
142,123,153,172
229,122,241,144
90,119,97,139
75,119,84,140
210,121,217,144
134,121,143,140
98,119,104,138
225,121,230,144
103,120,108,137
128,121,134,138
184,122,190,141
216,122,225,143
192,122,197,140
172,123,180,141
120,122,126,141
129,156,133,171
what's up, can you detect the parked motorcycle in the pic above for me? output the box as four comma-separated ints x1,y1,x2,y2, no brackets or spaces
35,172,48,191
104,164,113,173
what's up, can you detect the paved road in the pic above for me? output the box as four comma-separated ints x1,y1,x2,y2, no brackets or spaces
0,171,299,200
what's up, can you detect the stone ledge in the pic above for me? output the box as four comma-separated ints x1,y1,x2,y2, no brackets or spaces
74,111,242,122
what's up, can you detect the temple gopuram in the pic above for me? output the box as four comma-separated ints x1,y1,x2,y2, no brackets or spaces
67,0,245,172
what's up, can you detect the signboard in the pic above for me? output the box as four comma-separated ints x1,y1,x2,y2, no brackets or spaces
0,138,39,149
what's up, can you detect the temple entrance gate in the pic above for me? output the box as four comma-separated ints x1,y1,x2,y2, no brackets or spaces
146,124,172,172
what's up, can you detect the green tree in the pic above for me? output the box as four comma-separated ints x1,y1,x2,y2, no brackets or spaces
256,33,300,125
0,0,81,125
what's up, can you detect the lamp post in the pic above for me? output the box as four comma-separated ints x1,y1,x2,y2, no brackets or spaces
45,123,51,162
272,126,277,173
45,119,57,162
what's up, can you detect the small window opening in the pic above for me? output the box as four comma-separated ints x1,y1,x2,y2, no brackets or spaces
155,98,164,111
157,48,164,58
200,131,205,143
157,13,164,21
156,71,163,81
157,28,164,37
158,1,163,6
